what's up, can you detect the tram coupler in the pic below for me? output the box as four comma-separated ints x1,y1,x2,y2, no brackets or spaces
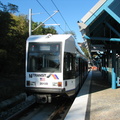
36,94,52,103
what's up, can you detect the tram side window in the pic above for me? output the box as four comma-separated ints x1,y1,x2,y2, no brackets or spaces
63,53,75,79
75,58,79,77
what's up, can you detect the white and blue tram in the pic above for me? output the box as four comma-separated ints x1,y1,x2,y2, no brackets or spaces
25,34,88,103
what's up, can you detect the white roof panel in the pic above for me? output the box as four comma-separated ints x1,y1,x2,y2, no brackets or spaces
81,0,107,23
27,34,73,42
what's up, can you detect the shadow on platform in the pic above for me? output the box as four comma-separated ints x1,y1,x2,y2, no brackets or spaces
85,70,113,120
90,70,111,94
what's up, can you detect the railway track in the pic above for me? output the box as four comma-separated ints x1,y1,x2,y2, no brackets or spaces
0,94,74,120
18,97,73,120
0,95,36,120
47,98,73,120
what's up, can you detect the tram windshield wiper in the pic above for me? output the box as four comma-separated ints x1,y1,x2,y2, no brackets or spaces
47,64,60,78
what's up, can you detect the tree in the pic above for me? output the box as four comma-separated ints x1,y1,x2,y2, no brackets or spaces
32,22,45,35
81,47,89,58
32,22,57,35
7,14,28,73
0,2,18,13
0,1,58,74
80,42,90,58
0,1,18,13
7,3,19,13
0,2,27,74
64,31,76,39
44,26,57,34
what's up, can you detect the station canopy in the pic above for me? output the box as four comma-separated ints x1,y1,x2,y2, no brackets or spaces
78,0,120,61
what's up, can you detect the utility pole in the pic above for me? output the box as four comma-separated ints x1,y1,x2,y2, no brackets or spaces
29,9,32,36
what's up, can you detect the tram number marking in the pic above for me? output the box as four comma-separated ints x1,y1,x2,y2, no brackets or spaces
40,82,48,85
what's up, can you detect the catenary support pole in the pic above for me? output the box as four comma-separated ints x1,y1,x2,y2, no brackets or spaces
29,9,32,36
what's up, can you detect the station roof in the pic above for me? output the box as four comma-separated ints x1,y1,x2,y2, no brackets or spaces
78,0,120,59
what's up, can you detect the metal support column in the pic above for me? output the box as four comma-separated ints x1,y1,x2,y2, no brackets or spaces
102,54,106,78
106,50,110,81
104,53,107,79
103,55,106,77
101,56,104,75
112,50,116,89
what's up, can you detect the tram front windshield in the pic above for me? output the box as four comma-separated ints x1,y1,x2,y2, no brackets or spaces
27,42,61,72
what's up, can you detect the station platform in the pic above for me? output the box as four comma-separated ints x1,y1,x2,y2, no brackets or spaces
65,70,120,120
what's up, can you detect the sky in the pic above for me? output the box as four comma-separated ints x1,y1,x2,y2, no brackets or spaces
1,0,99,43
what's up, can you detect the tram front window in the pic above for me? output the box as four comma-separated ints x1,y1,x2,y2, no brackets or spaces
27,42,61,72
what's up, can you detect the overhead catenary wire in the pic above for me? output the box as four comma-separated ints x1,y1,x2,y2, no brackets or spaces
36,0,65,33
51,0,73,33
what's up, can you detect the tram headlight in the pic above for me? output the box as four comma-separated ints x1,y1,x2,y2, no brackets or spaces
53,82,62,87
27,81,36,86
27,81,30,86
58,82,62,87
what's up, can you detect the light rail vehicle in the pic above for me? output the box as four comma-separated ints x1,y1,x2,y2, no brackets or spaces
25,34,88,103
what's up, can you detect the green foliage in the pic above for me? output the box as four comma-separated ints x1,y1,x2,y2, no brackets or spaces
44,26,57,34
32,22,57,35
0,49,7,59
81,46,89,58
0,49,7,73
0,2,27,74
0,2,58,75
0,1,18,13
64,31,76,39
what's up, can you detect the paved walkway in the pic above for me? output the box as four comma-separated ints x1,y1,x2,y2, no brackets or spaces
65,71,92,120
86,70,120,120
